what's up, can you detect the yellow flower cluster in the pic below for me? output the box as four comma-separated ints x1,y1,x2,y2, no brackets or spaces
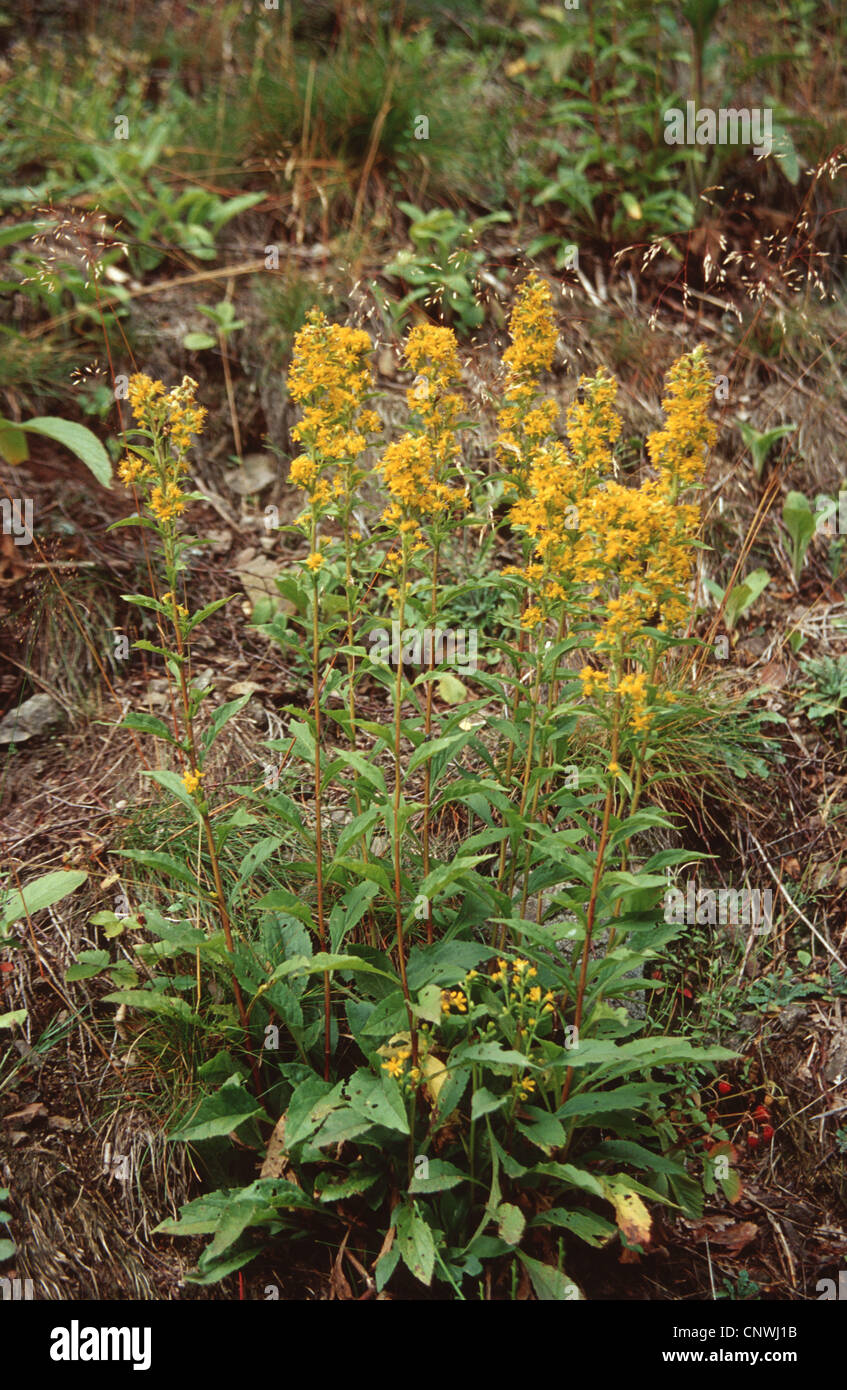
149,482,186,522
618,669,650,732
119,375,206,529
381,1048,410,1078
287,309,379,505
164,376,207,453
182,768,205,795
127,373,165,422
647,345,716,495
496,274,559,489
579,666,611,698
380,324,467,539
505,350,713,671
440,988,468,1015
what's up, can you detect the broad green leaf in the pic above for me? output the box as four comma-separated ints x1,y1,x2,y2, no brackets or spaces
408,1158,465,1194
21,417,111,486
530,1207,617,1247
169,1079,269,1141
395,1202,435,1287
518,1252,583,1300
0,420,29,465
116,848,203,890
65,949,110,981
143,768,204,823
346,1069,410,1135
0,869,87,927
0,1009,27,1029
102,988,201,1025
121,710,178,744
497,1202,526,1246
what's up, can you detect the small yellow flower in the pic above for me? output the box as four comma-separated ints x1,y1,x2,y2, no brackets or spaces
182,769,205,795
117,454,149,486
305,552,324,572
149,482,186,522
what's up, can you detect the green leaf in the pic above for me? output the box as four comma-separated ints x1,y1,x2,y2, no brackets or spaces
183,331,217,351
530,1207,617,1247
0,869,87,927
20,417,112,487
0,1239,15,1261
102,988,201,1025
497,1202,526,1246
782,491,816,578
437,673,468,704
408,1158,465,1194
121,710,178,744
0,1009,27,1030
65,949,110,982
395,1202,436,1287
0,420,29,465
186,595,237,634
737,419,796,480
471,1086,507,1120
201,693,253,754
143,768,203,823
184,1248,260,1283
346,1069,410,1135
117,848,205,890
724,568,770,631
314,1170,380,1202
518,1252,583,1300
169,1079,270,1141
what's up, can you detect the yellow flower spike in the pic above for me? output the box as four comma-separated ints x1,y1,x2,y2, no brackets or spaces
127,373,165,424
117,455,148,486
149,482,186,523
304,552,324,572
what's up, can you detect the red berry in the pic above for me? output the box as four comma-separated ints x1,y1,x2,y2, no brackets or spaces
718,1081,732,1096
682,986,693,999
753,1105,770,1122
746,1132,759,1148
761,1124,775,1141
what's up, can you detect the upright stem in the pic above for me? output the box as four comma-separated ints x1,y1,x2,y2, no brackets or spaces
393,544,417,1065
560,693,621,1107
344,515,378,948
164,540,258,1091
422,542,440,945
311,517,331,1081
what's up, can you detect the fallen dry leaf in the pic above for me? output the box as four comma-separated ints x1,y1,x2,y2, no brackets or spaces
260,1115,299,1183
690,1218,759,1254
4,1102,47,1125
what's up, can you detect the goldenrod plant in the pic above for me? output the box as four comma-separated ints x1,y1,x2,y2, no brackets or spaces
92,288,750,1295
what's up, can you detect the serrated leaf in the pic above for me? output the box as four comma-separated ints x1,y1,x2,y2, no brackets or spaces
169,1079,269,1141
408,1158,465,1194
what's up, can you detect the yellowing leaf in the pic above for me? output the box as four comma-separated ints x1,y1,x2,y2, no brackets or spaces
610,1189,652,1247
